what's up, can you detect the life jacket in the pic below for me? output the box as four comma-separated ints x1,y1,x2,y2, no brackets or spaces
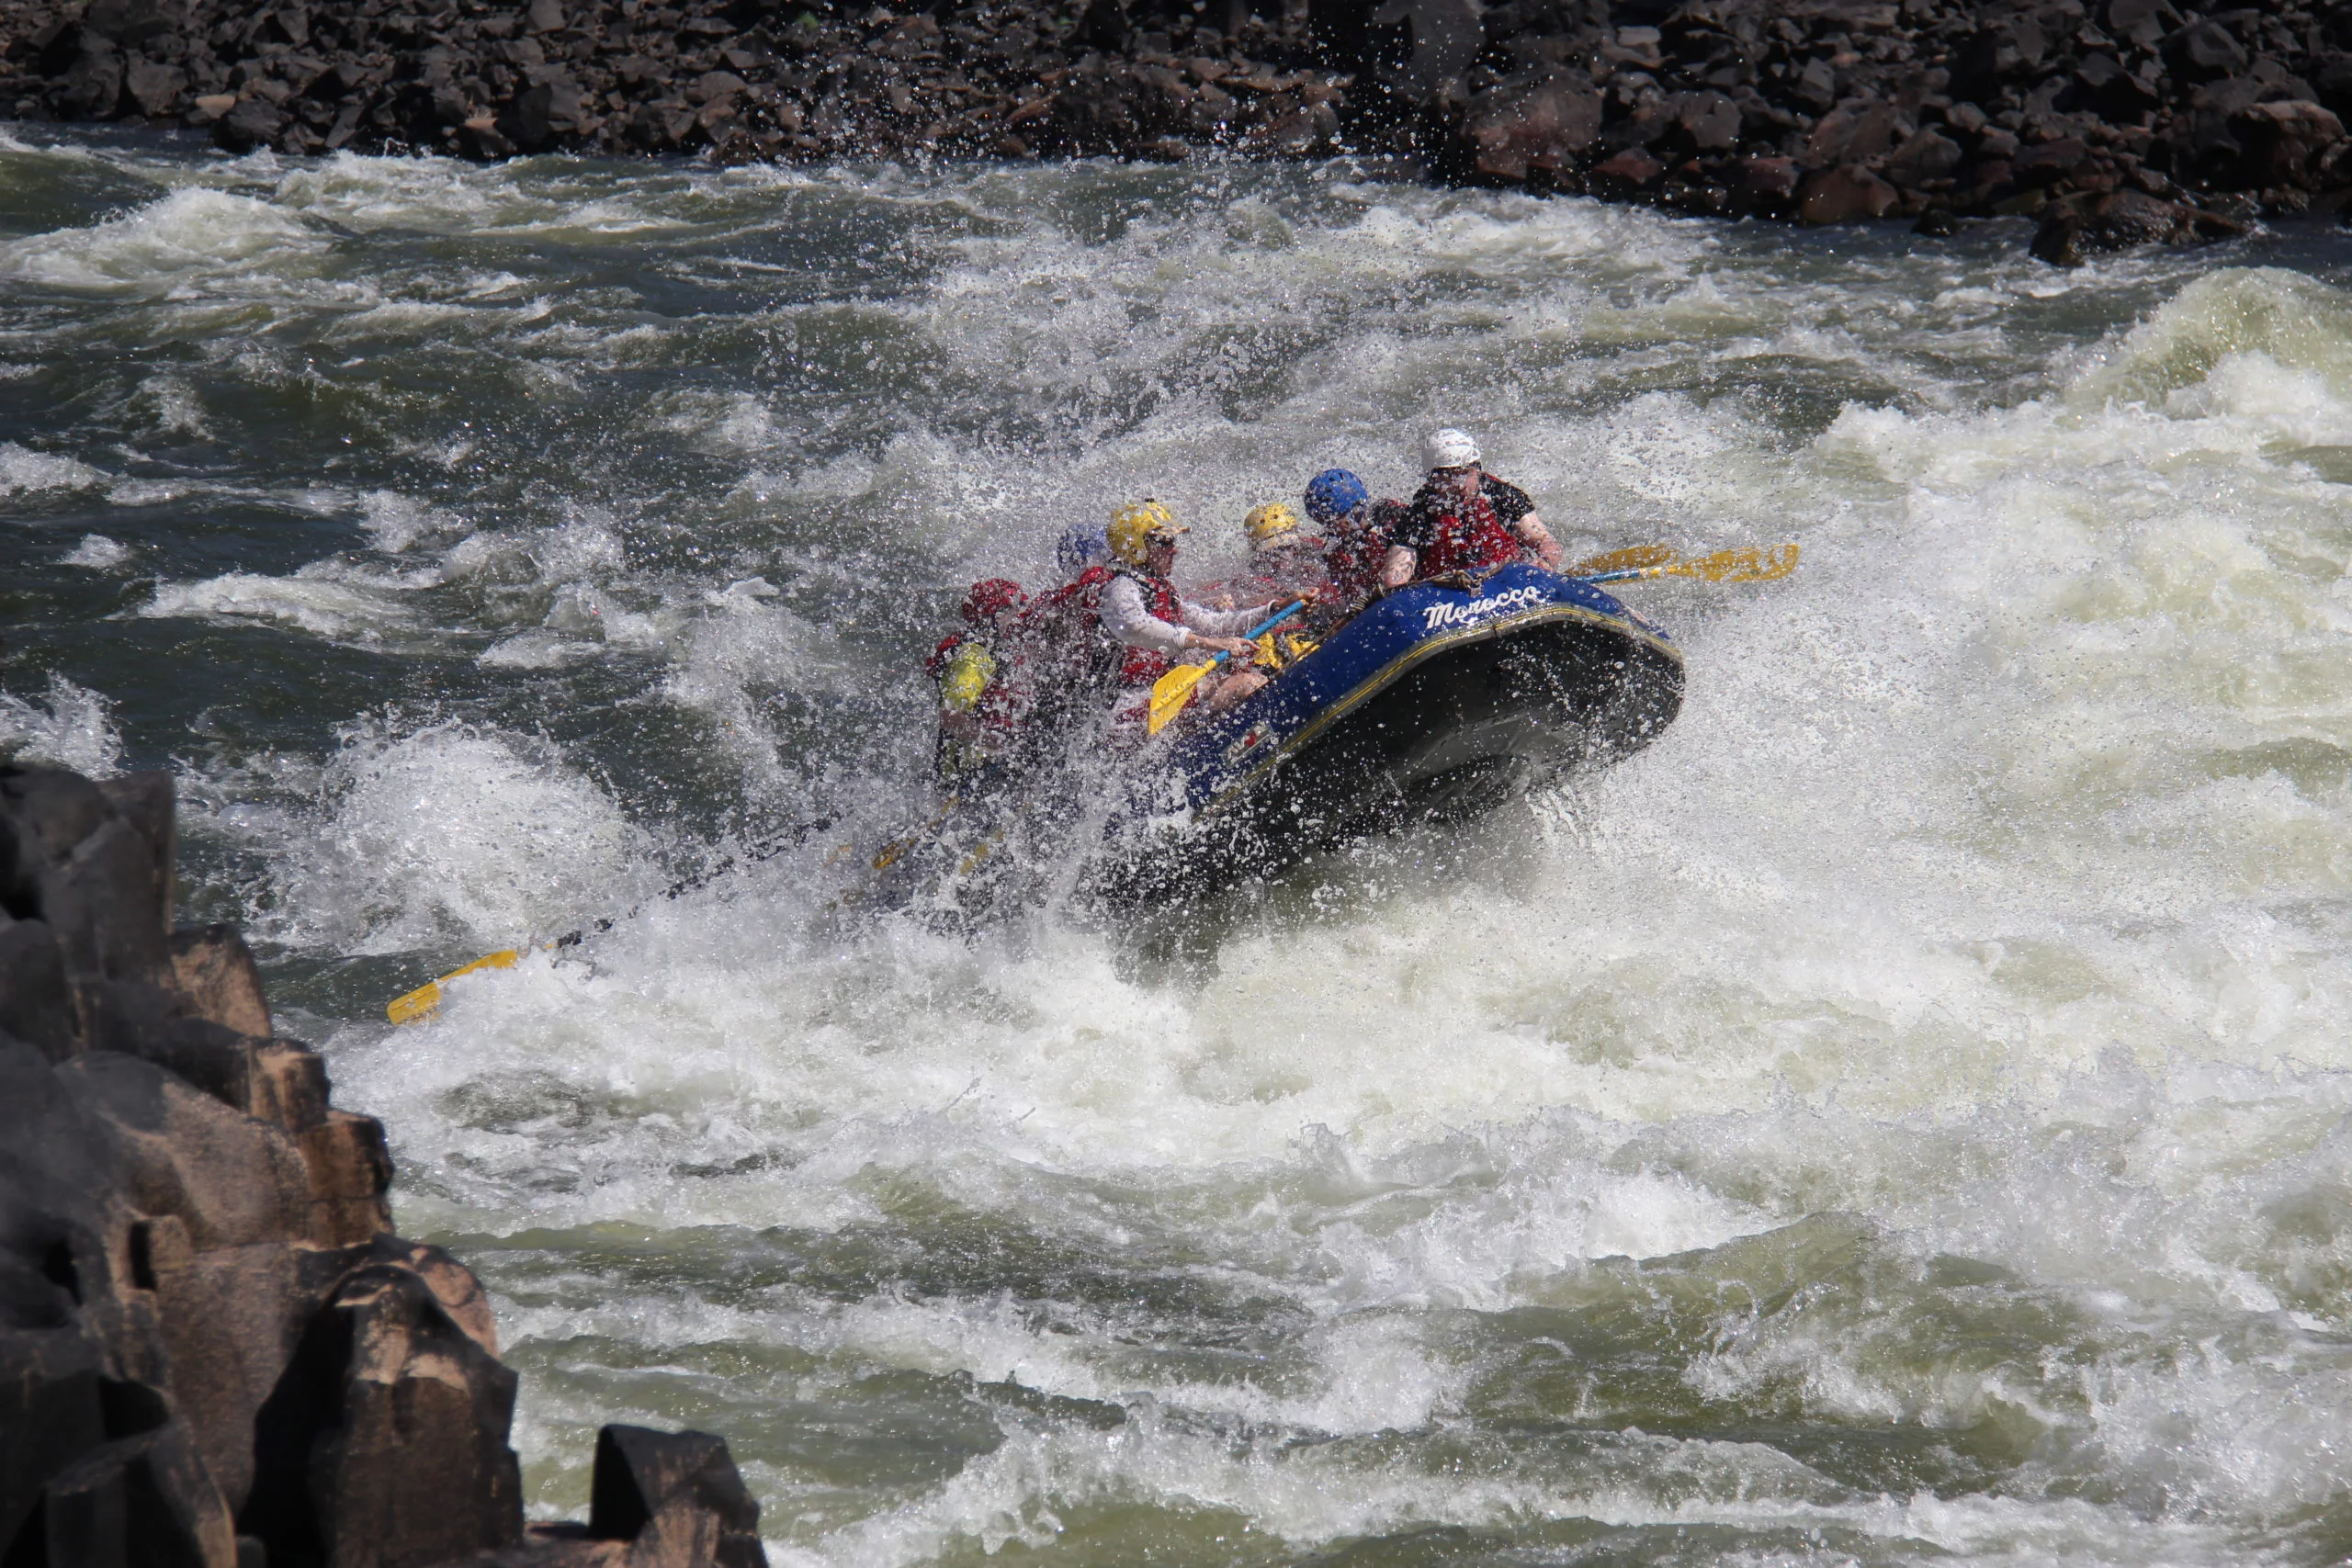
1323,501,1401,607
929,631,1031,771
1415,488,1522,579
1200,539,1330,612
1111,567,1184,687
1002,563,1121,749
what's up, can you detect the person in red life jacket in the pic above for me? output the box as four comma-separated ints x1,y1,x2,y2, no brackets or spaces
1300,468,1406,626
1198,502,1330,610
1381,429,1564,587
1101,499,1283,737
927,577,1030,788
1004,521,1123,759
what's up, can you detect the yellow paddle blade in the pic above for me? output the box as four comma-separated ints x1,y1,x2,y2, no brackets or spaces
1570,544,1678,575
386,947,522,1025
1664,543,1800,583
1148,660,1215,736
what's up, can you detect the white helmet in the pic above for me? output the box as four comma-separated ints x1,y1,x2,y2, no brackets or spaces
1422,428,1480,469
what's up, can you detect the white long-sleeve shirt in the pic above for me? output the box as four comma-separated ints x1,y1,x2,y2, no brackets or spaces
1100,572,1272,651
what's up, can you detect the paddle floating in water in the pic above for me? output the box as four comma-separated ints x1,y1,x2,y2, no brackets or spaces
384,821,831,1024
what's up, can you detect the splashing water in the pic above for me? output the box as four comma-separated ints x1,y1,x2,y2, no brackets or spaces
8,126,2352,1566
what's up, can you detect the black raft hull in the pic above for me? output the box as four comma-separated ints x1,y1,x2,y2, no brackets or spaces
1081,563,1685,913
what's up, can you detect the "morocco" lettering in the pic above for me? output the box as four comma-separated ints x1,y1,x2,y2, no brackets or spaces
1422,585,1544,631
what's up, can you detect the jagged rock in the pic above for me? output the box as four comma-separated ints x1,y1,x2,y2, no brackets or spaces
1799,163,1900,221
0,768,175,998
168,926,270,1040
0,920,77,1061
1369,0,1480,88
2233,99,2346,188
1589,146,1664,193
1882,128,1962,188
2030,186,2204,264
245,1264,525,1568
28,1419,238,1568
1461,66,1600,182
2166,17,2248,83
1804,98,1907,166
1,762,765,1568
589,1427,766,1568
214,97,288,152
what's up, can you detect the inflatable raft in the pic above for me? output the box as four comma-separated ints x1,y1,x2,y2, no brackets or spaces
1080,563,1685,912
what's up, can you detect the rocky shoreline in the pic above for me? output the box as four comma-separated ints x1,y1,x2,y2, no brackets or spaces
3,0,2352,255
0,762,766,1568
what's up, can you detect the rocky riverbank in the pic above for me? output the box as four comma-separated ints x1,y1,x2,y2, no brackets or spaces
2,0,2349,252
5,0,2352,257
0,763,767,1568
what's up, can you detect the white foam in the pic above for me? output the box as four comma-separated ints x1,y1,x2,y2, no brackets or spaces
260,722,655,954
0,674,123,777
0,187,340,299
58,533,130,569
0,441,102,494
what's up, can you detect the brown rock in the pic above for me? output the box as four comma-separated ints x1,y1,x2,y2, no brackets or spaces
123,58,186,117
298,1109,394,1247
1737,154,1799,197
2030,187,2197,265
0,919,78,1061
1461,67,1600,182
589,1426,766,1568
1589,147,1665,192
244,1264,525,1568
166,925,269,1040
2232,99,2346,188
1804,97,1908,166
0,768,175,999
1799,164,1899,221
1881,128,1962,188
56,1053,311,1253
2014,135,2091,188
28,1420,238,1568
143,1226,303,1510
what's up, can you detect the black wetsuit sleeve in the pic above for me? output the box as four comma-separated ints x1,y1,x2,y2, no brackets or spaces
1392,487,1442,552
1481,475,1534,524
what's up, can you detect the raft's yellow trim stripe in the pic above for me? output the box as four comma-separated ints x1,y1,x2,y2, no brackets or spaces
1195,603,1684,821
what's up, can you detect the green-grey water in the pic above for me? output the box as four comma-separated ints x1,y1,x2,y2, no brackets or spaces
9,123,2352,1567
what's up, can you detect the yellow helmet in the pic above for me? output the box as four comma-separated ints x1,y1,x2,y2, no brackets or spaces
1244,502,1301,548
1108,499,1184,566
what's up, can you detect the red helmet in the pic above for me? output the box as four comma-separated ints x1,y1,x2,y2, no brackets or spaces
960,578,1026,625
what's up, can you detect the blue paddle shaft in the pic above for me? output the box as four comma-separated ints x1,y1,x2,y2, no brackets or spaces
1205,600,1307,669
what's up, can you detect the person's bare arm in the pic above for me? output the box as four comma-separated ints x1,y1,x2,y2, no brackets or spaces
1381,545,1416,587
1515,514,1563,570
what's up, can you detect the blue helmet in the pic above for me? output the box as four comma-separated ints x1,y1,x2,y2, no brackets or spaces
1304,468,1369,525
1056,521,1111,573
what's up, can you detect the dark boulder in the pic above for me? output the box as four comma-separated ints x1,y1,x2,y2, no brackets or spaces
1881,127,1962,188
1460,66,1600,181
591,1426,766,1568
2232,99,2346,188
1799,163,1900,221
243,1265,525,1568
2165,17,2248,83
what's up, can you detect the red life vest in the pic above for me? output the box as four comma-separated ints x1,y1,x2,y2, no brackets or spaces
1112,568,1184,686
1416,490,1523,579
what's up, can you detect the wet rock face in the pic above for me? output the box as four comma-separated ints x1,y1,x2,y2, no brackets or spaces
1,0,2346,254
0,763,764,1568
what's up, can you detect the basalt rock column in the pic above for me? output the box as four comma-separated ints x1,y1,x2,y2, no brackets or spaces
0,763,767,1568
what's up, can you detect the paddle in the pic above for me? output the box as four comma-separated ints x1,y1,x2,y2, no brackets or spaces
1148,600,1307,736
1578,543,1799,585
1567,545,1679,575
385,818,832,1024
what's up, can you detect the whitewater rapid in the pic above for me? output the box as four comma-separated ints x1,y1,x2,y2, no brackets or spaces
6,126,2352,1566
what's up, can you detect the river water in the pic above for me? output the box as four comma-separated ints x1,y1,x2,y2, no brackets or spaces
8,125,2352,1566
